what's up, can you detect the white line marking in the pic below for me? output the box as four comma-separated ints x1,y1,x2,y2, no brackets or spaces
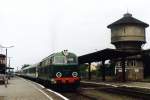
82,87,95,90
122,84,150,89
81,81,104,85
81,81,118,87
20,78,69,100
47,89,69,100
33,82,69,100
34,82,45,89
33,85,53,100
82,81,150,89
111,85,118,87
21,78,53,100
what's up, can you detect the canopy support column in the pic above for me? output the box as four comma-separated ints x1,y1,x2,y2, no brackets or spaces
102,60,106,81
88,62,91,80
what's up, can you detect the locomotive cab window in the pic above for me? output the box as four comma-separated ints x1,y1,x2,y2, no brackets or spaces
67,57,77,64
54,56,77,64
54,56,65,64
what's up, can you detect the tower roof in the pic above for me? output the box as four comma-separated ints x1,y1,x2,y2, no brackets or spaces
107,13,149,28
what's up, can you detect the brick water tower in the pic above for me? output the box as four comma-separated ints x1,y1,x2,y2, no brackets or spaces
107,13,149,81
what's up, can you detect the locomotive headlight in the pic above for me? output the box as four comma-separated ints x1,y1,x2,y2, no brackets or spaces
56,72,62,78
72,72,78,77
51,78,56,84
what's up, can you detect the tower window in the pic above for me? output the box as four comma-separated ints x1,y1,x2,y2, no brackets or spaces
125,61,129,66
131,60,136,66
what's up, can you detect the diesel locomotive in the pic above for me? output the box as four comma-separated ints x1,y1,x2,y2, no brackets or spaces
20,50,80,89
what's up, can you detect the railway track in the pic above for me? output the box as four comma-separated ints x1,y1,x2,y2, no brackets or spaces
60,87,140,100
80,82,150,100
98,86,150,100
20,77,150,100
43,81,150,100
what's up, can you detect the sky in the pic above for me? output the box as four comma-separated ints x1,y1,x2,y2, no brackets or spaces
0,0,150,70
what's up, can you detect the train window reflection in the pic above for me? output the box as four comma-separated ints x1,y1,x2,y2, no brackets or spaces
67,57,77,64
54,56,65,64
54,56,77,64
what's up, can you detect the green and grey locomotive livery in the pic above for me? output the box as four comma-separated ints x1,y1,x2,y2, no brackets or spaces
20,50,80,89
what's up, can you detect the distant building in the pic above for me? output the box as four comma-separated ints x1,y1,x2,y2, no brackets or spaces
107,13,149,81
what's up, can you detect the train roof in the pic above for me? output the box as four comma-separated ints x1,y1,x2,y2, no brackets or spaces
54,52,77,57
41,51,77,61
22,63,38,70
41,53,55,61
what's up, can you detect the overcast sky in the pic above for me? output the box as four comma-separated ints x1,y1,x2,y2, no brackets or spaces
0,0,150,70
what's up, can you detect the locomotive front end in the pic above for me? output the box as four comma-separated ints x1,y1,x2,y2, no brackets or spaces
37,50,80,90
51,50,80,89
52,66,80,85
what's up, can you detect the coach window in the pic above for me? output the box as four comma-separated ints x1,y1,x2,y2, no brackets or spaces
30,68,32,73
32,68,35,73
29,68,31,73
39,68,41,73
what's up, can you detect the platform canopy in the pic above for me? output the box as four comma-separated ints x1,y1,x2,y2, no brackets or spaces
78,48,149,64
6,67,14,69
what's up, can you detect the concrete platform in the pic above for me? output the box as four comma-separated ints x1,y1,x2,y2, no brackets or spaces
0,77,65,100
